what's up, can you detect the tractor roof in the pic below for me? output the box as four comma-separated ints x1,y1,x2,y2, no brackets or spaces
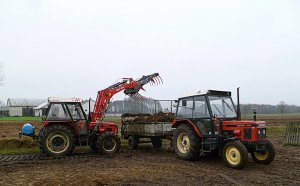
181,90,231,98
48,97,82,103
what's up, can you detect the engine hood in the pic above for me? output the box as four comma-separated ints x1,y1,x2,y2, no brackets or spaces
222,120,266,127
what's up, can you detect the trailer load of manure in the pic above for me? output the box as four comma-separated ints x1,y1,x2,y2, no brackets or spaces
121,111,175,123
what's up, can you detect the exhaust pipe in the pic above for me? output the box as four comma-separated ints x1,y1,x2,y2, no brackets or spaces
237,87,241,121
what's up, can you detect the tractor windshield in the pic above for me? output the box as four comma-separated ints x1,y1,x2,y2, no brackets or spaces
208,96,237,118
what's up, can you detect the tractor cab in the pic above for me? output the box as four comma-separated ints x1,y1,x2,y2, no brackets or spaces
43,97,89,135
175,90,236,136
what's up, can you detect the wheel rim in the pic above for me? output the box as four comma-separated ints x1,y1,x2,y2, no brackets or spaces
254,151,269,161
103,137,117,152
226,146,241,166
177,133,190,154
46,132,69,154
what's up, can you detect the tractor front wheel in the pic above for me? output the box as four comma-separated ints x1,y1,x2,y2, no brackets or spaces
97,132,121,154
39,124,75,157
222,140,248,169
173,124,200,160
251,142,275,164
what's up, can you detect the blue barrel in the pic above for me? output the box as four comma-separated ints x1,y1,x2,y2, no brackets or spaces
22,123,34,136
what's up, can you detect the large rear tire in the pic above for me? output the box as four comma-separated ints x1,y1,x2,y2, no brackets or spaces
39,125,75,157
97,132,121,155
251,142,275,165
222,140,248,169
173,124,200,160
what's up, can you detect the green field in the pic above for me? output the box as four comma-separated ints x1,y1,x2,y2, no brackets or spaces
0,116,120,122
0,117,42,121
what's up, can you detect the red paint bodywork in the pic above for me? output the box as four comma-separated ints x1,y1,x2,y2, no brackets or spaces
222,120,267,142
172,119,268,142
172,119,202,137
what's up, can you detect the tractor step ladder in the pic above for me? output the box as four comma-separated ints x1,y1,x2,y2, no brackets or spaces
201,136,217,154
283,122,300,146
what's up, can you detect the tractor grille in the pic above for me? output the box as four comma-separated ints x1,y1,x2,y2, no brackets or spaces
244,128,252,139
258,128,266,138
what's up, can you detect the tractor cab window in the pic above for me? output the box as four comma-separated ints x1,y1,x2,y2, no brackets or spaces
208,96,237,118
177,98,193,118
177,96,210,119
66,103,85,120
193,96,210,118
46,103,71,120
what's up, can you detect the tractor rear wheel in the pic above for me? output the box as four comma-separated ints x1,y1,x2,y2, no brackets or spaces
173,124,200,160
222,140,248,169
151,137,162,149
128,136,139,150
97,132,121,154
39,124,75,157
251,142,275,164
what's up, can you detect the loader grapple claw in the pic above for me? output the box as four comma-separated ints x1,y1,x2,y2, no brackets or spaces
124,73,163,101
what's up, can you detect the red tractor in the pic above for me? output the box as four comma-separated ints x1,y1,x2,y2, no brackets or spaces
172,89,275,169
20,73,162,157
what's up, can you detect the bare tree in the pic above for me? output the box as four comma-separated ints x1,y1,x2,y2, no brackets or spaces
277,101,286,115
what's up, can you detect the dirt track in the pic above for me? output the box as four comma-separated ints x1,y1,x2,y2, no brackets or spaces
0,133,299,186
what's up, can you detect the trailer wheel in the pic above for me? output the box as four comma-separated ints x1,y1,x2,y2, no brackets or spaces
128,136,139,150
173,124,200,160
39,124,75,157
222,140,248,169
251,142,275,164
151,137,162,149
97,132,121,154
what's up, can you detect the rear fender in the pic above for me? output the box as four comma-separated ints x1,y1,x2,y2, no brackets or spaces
172,119,202,138
43,122,75,132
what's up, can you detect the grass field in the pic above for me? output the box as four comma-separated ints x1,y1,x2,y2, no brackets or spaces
0,117,42,121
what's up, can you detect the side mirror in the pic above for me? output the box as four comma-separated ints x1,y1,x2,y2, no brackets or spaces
182,100,187,107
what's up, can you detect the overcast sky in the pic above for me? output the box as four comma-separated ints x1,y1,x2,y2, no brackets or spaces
0,0,299,105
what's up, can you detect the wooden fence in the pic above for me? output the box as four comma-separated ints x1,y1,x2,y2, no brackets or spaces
283,122,300,146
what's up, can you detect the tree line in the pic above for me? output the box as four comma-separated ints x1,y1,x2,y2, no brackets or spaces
240,101,300,115
107,99,299,115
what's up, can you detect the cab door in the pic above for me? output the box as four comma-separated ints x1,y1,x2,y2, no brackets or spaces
66,103,88,135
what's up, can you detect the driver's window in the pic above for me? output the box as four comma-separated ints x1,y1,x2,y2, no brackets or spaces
209,97,224,117
46,104,70,120
194,96,210,118
177,98,193,118
67,103,84,120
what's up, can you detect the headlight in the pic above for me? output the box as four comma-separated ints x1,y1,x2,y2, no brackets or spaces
258,128,266,138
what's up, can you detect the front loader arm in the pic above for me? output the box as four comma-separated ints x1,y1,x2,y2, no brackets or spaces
91,73,162,122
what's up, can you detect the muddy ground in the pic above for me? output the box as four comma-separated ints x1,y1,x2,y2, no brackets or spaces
0,120,299,185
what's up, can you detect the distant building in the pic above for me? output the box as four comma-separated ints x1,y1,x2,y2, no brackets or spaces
0,106,9,117
5,98,46,117
34,101,49,117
